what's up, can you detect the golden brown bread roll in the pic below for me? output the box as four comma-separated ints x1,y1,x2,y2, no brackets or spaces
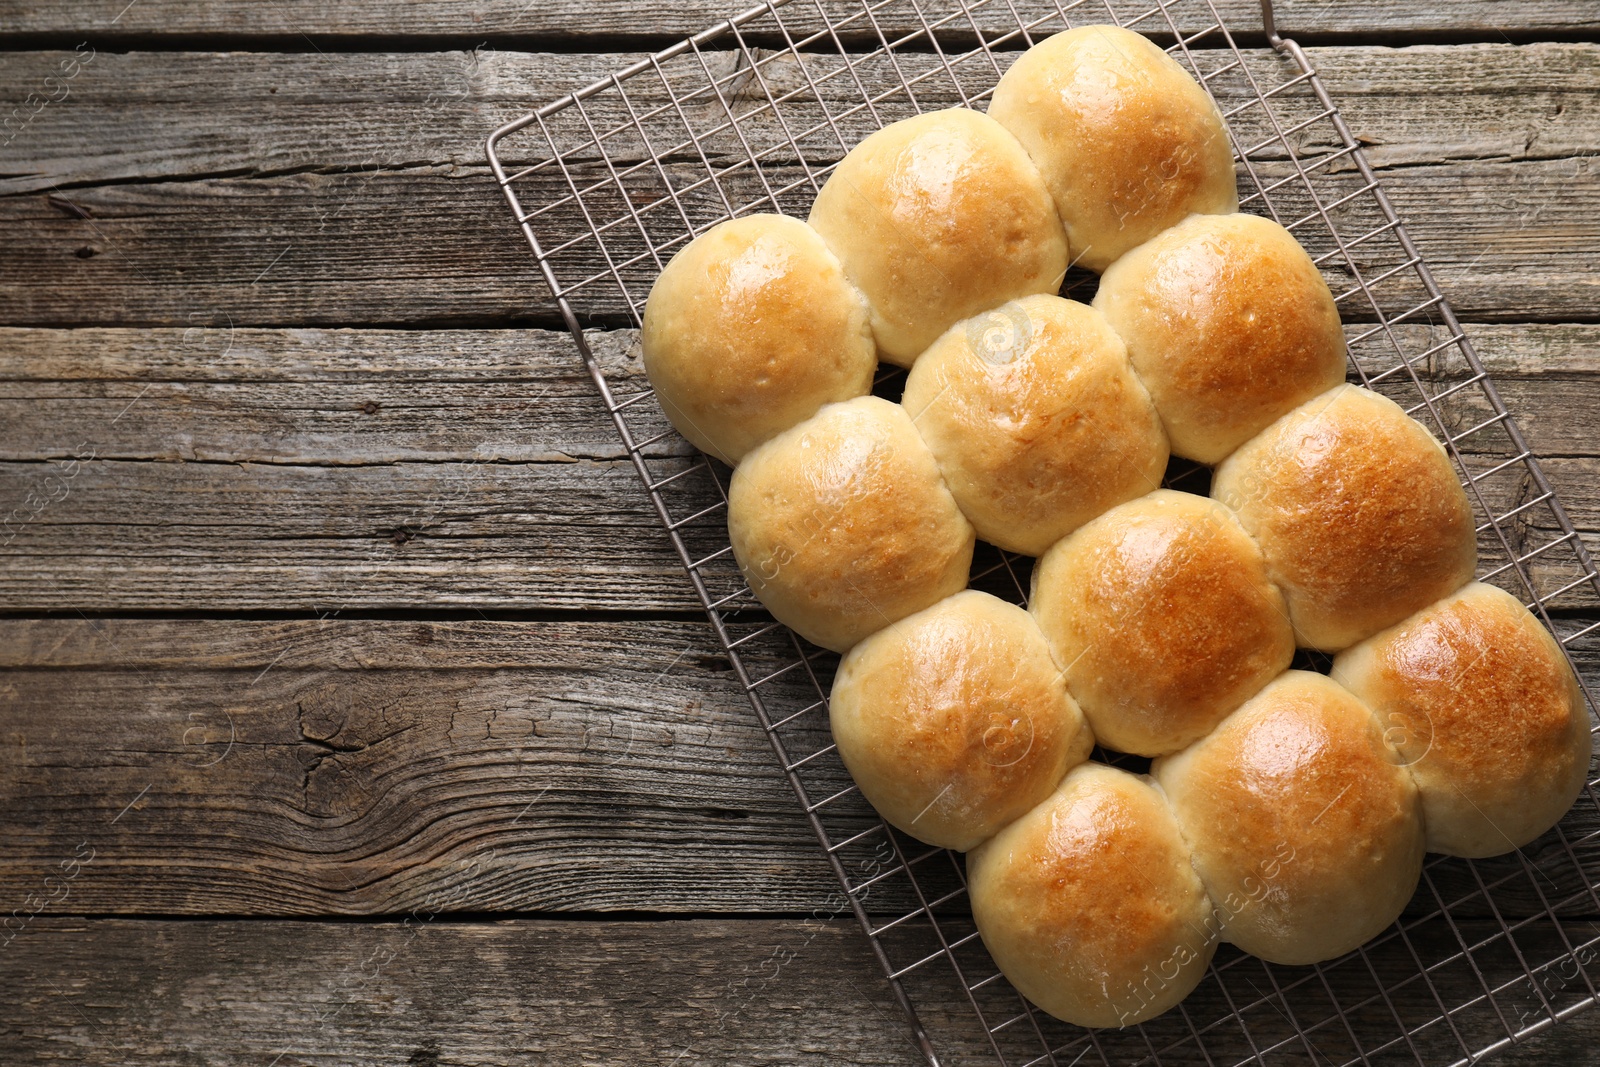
806,107,1070,367
968,762,1216,1028
1153,671,1424,966
728,396,975,653
901,294,1168,556
1212,384,1477,651
829,590,1094,851
988,25,1237,273
639,214,876,464
1332,582,1592,858
1031,490,1295,756
1093,213,1348,463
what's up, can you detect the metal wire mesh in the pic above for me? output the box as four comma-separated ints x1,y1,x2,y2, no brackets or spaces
485,1,1600,1062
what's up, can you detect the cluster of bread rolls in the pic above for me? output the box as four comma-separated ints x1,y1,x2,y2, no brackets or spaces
639,24,1592,1030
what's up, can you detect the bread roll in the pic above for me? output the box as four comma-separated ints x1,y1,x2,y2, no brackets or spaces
988,25,1237,272
1212,384,1477,651
829,590,1093,851
1031,490,1295,756
901,295,1168,555
968,763,1215,1027
1153,671,1423,966
1332,582,1592,858
807,108,1069,367
639,214,876,465
1094,213,1348,463
728,396,975,652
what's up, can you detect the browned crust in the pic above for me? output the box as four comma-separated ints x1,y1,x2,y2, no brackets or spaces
807,108,1069,366
988,25,1237,272
1152,671,1424,965
1031,490,1295,756
902,295,1168,555
1212,385,1477,651
1332,582,1593,857
1094,213,1347,463
968,763,1216,1027
728,397,975,653
640,214,876,464
829,590,1093,851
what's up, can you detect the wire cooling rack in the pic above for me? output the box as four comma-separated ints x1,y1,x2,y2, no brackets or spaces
486,1,1600,1063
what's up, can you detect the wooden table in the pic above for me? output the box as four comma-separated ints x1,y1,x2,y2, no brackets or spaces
3,1,1599,1063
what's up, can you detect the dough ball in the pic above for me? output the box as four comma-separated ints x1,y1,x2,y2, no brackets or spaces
830,589,1094,850
1212,384,1476,651
641,213,876,464
728,396,975,652
808,107,1069,366
1094,212,1347,463
989,25,1237,272
902,294,1168,556
1031,490,1294,756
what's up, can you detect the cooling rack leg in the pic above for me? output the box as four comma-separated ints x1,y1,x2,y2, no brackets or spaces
1259,0,1284,47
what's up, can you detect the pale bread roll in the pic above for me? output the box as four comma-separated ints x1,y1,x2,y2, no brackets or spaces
901,295,1169,556
1212,384,1477,651
968,762,1216,1028
1153,671,1424,966
1031,490,1295,756
640,214,876,465
988,25,1237,272
807,107,1069,367
1332,582,1593,858
728,396,975,653
829,590,1094,851
1094,213,1348,463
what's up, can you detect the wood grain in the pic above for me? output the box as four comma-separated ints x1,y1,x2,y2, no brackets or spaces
0,616,1596,920
3,322,1598,460
1,46,1598,325
0,617,842,916
3,3,1598,1063
3,160,1594,327
4,916,1599,1066
2,0,1596,43
3,44,1596,193
2,324,1597,613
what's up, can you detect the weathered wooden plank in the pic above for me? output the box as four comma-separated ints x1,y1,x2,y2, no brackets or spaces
0,470,1578,615
0,433,1591,612
3,41,1598,325
1,0,1595,43
4,44,1597,193
0,327,655,465
3,156,1594,327
1,324,1597,612
2,323,1598,462
0,454,718,611
3,916,1599,1066
0,321,1593,614
0,617,1596,920
0,617,852,917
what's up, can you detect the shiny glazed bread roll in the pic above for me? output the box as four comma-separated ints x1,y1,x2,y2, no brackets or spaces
1332,582,1593,858
829,590,1094,851
640,214,877,465
1094,212,1348,463
728,396,975,653
807,107,1070,367
1031,490,1295,756
1212,384,1477,651
901,294,1168,556
988,25,1237,272
1153,671,1424,966
968,762,1216,1028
